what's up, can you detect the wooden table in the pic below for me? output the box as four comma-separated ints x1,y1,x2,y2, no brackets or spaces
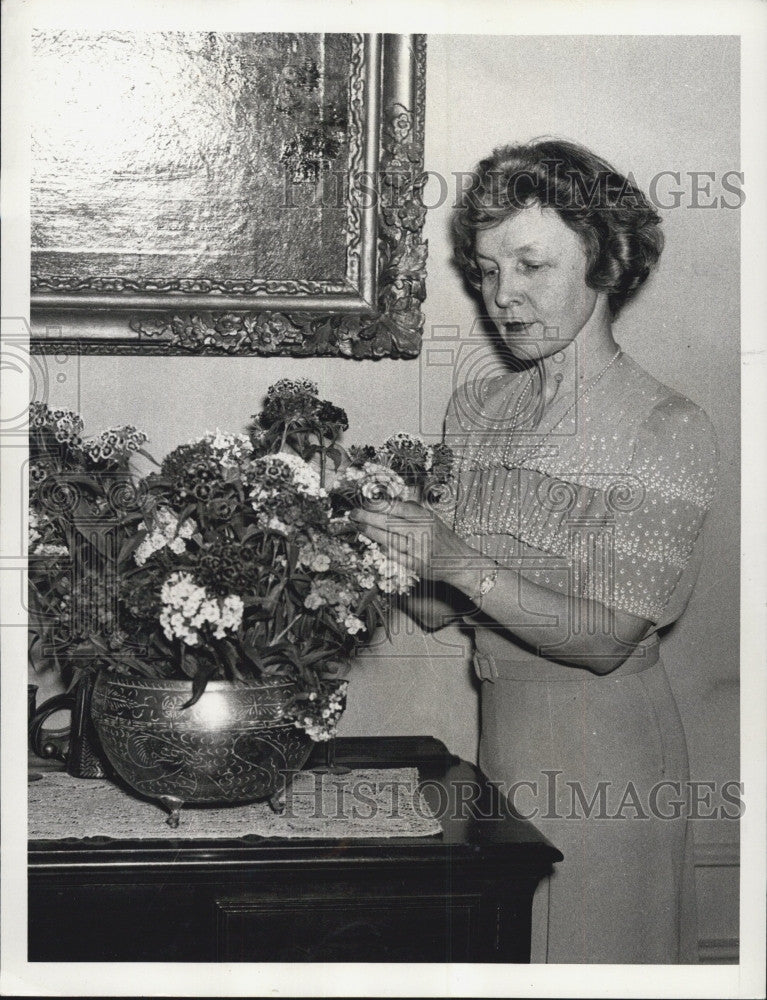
28,736,562,963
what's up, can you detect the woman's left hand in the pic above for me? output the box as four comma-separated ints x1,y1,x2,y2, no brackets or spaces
349,500,482,585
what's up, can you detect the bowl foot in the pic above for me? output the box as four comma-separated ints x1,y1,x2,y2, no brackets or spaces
158,794,184,828
268,786,286,814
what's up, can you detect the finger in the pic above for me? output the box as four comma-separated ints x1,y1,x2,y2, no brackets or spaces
353,523,394,548
350,508,416,537
388,499,432,522
393,530,412,568
349,507,400,530
385,548,421,579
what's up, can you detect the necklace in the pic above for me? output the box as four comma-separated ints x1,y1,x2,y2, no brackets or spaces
508,357,569,438
508,364,539,436
507,347,623,466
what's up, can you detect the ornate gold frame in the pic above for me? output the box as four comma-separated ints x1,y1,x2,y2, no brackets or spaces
31,34,427,359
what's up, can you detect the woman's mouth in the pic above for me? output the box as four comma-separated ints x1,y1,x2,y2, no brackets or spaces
503,320,531,334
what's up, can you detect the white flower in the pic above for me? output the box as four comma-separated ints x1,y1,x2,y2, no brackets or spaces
159,571,243,646
297,541,332,573
357,535,418,594
304,591,325,610
33,542,69,557
28,509,42,549
202,429,254,470
272,452,324,496
135,506,197,566
344,614,365,635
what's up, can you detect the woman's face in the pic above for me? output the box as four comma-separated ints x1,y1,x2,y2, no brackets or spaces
474,203,601,360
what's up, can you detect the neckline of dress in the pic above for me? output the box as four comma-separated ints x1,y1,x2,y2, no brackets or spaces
508,346,622,425
492,348,625,468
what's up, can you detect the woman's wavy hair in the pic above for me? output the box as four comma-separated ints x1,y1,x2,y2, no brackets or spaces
452,138,664,317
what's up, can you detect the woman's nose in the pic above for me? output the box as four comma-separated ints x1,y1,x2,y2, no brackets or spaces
494,270,522,309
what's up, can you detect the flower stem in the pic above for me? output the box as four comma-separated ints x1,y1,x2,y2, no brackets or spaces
269,613,301,646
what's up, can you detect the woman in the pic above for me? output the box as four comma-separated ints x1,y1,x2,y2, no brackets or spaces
352,139,719,963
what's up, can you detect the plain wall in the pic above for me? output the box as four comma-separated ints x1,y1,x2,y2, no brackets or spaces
32,34,740,956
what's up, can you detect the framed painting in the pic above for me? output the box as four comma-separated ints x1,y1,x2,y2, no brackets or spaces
30,33,427,358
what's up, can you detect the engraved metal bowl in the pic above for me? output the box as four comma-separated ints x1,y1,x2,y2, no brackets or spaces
90,673,318,826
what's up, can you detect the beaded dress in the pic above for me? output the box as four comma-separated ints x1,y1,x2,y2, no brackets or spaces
444,350,718,963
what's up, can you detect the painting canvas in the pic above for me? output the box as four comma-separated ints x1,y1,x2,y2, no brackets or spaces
30,32,427,357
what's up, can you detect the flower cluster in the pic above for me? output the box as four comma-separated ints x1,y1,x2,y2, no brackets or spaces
297,523,415,638
203,430,258,470
250,452,329,537
346,444,377,466
28,508,69,557
357,534,418,595
289,682,348,742
330,461,407,510
160,438,236,508
80,426,148,465
378,432,433,471
134,506,197,566
253,379,349,465
30,401,84,443
194,536,262,597
258,379,348,434
159,571,244,646
375,433,455,486
267,377,317,399
28,402,151,680
30,381,427,739
339,434,455,507
304,577,366,636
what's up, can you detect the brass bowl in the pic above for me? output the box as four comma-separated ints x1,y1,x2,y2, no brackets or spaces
90,673,316,826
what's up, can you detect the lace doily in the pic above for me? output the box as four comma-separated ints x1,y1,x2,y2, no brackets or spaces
28,767,442,840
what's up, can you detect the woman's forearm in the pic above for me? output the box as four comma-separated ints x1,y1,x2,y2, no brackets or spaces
399,580,472,632
348,503,651,671
445,559,651,673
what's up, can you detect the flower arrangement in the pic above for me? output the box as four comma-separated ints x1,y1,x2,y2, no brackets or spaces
28,381,455,742
28,403,151,677
342,432,456,507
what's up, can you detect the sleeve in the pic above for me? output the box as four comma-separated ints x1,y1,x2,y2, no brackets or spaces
580,395,720,624
442,378,492,440
439,382,469,532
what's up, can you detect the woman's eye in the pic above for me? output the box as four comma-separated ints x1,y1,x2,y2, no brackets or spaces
481,269,497,281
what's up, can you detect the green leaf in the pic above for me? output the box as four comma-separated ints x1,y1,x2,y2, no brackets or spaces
144,475,173,490
371,598,392,642
182,663,217,710
89,633,109,654
137,448,161,467
219,640,246,681
179,648,198,679
177,503,197,526
240,642,264,668
150,634,174,660
117,532,145,567
355,587,378,614
108,655,161,678
299,646,334,669
326,445,348,472
120,511,147,526
53,474,101,492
